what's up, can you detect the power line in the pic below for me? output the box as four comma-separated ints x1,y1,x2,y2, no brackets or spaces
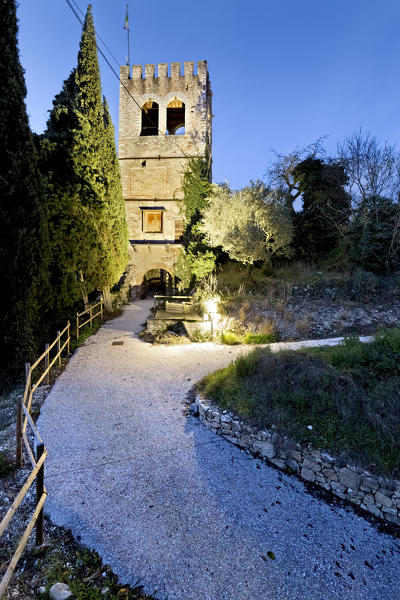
65,0,191,160
69,0,121,68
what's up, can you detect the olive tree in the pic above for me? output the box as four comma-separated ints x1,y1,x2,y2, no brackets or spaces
200,181,293,265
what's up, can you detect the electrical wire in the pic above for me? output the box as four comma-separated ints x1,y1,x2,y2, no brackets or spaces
65,0,193,160
69,0,121,68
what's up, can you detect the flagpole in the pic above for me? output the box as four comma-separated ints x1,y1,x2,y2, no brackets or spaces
124,3,131,78
127,26,130,78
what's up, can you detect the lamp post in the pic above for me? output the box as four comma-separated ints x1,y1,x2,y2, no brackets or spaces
205,298,219,339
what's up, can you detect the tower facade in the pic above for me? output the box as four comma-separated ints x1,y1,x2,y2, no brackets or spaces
118,61,212,295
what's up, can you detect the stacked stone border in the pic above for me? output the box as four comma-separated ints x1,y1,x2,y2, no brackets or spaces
189,394,400,527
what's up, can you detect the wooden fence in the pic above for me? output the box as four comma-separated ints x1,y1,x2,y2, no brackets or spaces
76,299,103,340
0,323,71,598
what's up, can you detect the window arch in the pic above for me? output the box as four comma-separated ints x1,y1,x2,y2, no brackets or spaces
140,100,158,136
166,98,185,135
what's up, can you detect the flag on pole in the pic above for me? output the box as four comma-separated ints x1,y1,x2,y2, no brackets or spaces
123,4,129,30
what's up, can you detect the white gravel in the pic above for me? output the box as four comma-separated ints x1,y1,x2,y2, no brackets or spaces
37,300,399,600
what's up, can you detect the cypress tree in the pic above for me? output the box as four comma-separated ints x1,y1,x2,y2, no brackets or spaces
41,67,100,315
97,98,128,311
43,4,127,315
0,0,48,380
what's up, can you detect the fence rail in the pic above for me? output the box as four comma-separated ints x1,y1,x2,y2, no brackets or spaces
76,299,103,340
0,322,71,598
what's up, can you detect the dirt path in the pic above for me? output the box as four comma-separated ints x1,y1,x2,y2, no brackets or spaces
37,300,400,600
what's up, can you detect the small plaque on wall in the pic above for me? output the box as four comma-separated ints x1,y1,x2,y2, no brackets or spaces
130,166,167,198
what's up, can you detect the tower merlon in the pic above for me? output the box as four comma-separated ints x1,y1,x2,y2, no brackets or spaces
158,63,168,77
131,65,143,79
120,65,130,78
145,64,156,79
184,62,194,77
197,60,208,82
170,62,181,78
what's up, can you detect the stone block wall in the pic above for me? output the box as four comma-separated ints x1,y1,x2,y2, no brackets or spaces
190,395,400,526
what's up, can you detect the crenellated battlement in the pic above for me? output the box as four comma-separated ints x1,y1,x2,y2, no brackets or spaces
121,60,208,81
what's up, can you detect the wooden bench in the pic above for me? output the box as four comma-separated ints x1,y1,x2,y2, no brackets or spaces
165,301,192,314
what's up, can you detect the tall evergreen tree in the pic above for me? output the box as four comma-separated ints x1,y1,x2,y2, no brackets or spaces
0,0,48,379
42,5,127,314
41,67,100,315
97,98,128,310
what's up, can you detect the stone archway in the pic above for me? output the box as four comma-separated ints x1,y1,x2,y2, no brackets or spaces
139,267,174,298
125,243,182,300
134,263,173,288
131,262,176,300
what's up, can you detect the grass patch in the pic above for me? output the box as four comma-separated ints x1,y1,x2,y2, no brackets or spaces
198,328,400,476
244,333,277,344
220,330,241,345
70,319,102,353
189,328,212,342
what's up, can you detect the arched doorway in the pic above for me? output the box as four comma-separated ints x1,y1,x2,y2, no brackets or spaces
140,268,173,297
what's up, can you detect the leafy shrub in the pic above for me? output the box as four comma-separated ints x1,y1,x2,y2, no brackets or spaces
220,330,241,345
244,333,276,344
351,268,378,300
190,328,212,342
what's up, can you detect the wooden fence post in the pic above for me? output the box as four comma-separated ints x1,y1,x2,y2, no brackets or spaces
89,305,93,328
16,398,22,468
57,331,61,366
100,300,103,321
35,442,45,546
76,313,79,340
67,321,70,354
25,363,31,397
45,344,50,385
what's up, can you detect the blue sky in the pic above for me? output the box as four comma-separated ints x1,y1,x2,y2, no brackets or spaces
17,0,400,189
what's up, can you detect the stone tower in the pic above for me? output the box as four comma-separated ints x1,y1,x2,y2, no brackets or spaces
118,61,212,296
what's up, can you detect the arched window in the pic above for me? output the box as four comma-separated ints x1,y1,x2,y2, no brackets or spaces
140,100,158,136
166,98,185,135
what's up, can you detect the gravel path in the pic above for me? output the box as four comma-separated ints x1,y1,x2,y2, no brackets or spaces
38,300,400,600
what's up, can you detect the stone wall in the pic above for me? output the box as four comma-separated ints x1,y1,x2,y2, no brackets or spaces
190,395,400,526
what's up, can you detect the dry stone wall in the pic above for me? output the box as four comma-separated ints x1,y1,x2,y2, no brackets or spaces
190,395,400,526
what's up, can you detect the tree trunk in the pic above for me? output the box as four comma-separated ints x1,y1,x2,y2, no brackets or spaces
79,271,89,309
246,263,254,277
102,286,113,313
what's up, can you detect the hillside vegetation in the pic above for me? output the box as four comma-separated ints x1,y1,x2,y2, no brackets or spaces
198,328,400,476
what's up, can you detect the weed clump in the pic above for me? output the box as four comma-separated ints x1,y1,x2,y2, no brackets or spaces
244,333,277,344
